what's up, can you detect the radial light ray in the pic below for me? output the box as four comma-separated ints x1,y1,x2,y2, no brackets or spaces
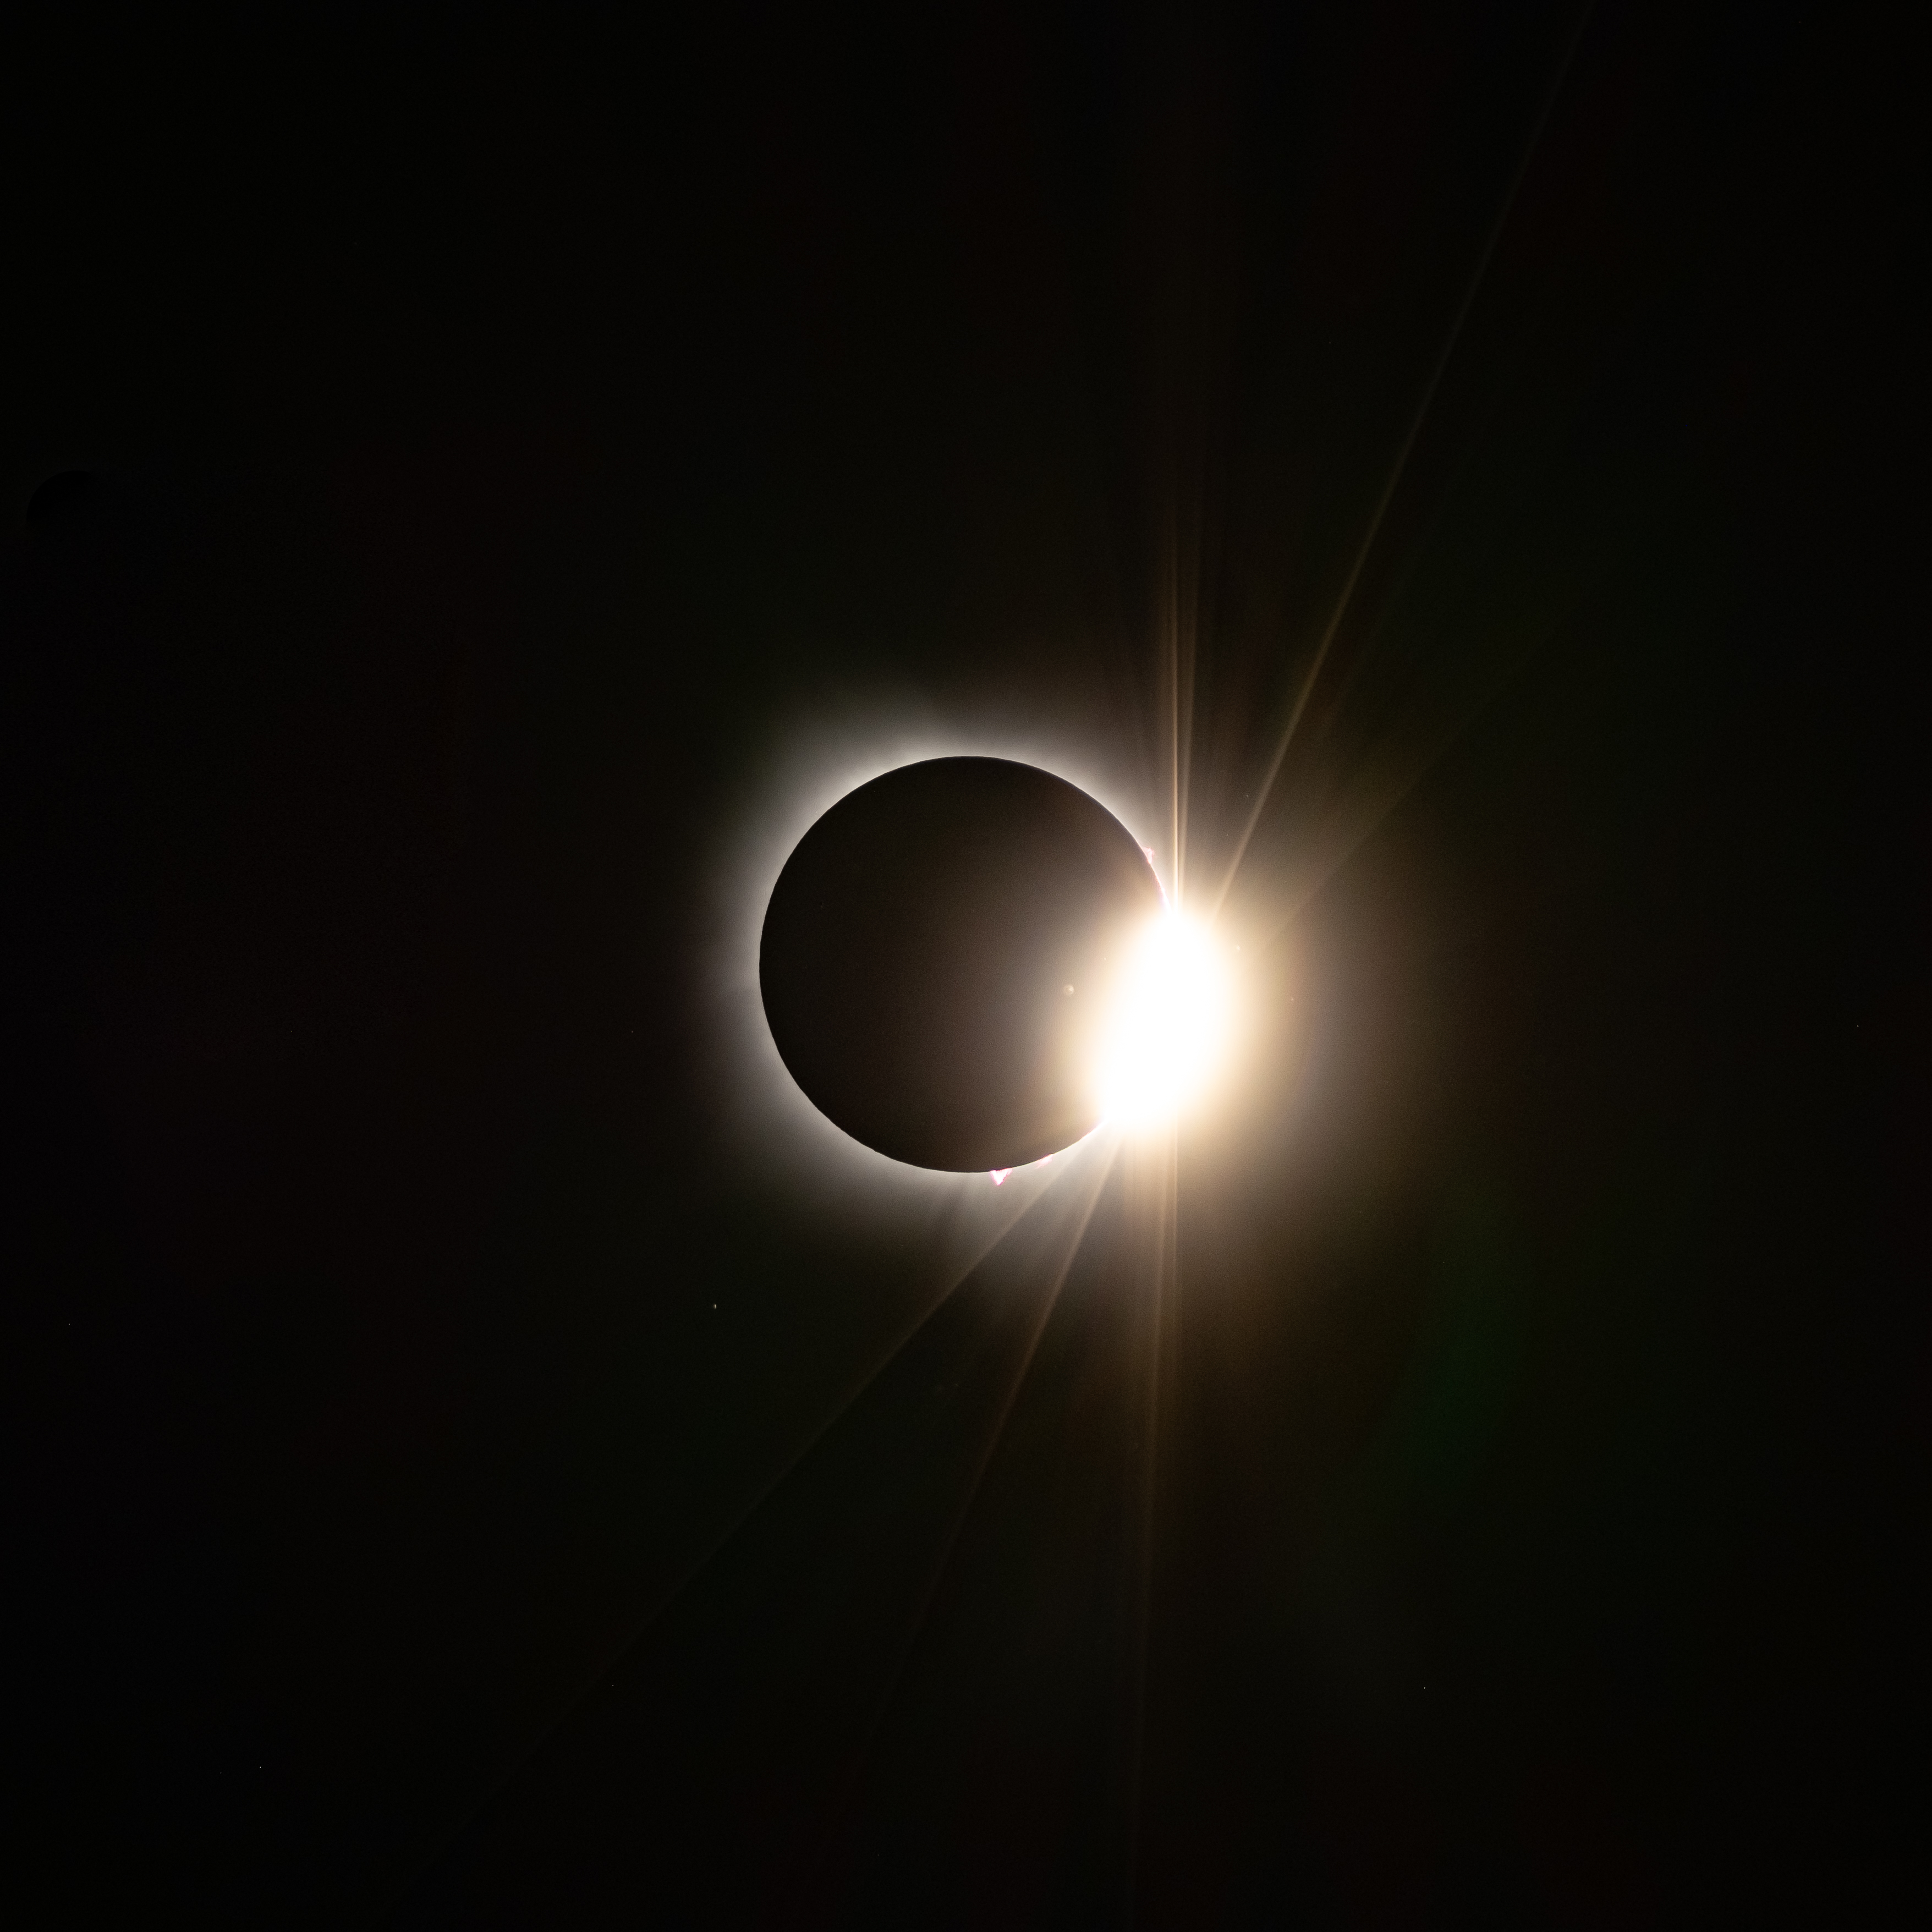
1205,0,1598,927
820,1130,1124,1830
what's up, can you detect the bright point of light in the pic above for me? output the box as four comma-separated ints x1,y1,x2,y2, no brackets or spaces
1092,909,1235,1130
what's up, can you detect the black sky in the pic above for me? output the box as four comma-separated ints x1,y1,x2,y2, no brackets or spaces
4,3,1922,1924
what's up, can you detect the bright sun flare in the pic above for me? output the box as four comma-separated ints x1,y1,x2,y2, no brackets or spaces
1092,909,1235,1130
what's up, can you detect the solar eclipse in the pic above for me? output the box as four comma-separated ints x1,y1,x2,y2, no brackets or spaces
758,755,1234,1174
758,756,1238,1174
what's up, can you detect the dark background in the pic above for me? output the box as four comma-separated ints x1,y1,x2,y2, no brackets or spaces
4,2,1920,1924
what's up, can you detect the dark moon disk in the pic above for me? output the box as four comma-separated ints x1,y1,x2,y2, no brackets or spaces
760,757,1163,1172
25,469,100,525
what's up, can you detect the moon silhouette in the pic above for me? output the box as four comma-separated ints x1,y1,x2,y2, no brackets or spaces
759,757,1162,1171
